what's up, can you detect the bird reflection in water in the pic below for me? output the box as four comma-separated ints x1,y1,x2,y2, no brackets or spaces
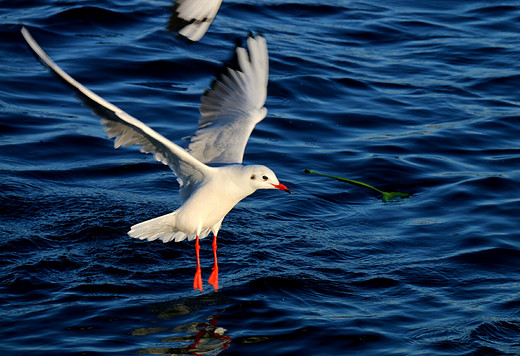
135,310,231,355
186,311,231,355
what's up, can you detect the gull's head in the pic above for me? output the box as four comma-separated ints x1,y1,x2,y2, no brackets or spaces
246,165,291,194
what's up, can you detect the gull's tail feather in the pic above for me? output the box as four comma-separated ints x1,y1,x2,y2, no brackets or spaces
129,212,190,243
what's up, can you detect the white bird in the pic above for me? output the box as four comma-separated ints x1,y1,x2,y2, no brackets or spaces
169,0,223,41
21,27,290,292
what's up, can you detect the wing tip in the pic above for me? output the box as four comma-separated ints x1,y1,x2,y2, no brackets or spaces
167,0,223,42
204,33,267,95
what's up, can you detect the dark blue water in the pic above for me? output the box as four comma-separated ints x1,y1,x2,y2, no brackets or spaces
2,1,520,354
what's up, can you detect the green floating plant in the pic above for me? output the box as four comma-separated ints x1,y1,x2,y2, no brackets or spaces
304,169,410,201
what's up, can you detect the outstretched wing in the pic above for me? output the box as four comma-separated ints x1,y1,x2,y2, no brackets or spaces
21,27,212,195
168,0,223,42
187,35,268,164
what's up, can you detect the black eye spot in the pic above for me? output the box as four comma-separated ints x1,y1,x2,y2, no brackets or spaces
262,175,268,181
250,174,255,180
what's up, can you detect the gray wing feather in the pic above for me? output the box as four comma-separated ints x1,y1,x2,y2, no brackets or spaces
188,36,269,164
21,27,212,199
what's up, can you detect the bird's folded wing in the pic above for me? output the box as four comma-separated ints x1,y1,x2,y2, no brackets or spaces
187,35,268,164
169,0,223,41
21,27,211,187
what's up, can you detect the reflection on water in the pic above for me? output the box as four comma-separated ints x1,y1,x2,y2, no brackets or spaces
133,299,231,355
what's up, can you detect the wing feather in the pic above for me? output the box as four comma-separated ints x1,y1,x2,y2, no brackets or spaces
168,0,223,41
188,35,269,164
21,27,212,196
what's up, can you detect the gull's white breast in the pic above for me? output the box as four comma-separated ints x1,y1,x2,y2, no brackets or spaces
174,165,254,235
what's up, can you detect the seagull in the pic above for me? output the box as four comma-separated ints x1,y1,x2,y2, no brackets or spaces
21,27,291,292
169,0,223,41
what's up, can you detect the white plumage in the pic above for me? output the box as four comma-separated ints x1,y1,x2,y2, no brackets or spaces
169,0,223,41
21,27,290,291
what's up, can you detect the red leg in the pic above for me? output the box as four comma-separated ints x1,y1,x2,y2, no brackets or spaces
208,234,219,291
193,235,203,291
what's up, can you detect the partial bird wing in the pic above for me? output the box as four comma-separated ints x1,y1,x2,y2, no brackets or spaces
169,0,223,42
187,35,268,165
21,27,212,196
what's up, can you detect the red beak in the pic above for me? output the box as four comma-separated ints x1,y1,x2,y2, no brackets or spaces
272,183,291,194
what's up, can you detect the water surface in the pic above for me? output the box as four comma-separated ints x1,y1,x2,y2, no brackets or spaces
2,1,520,354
